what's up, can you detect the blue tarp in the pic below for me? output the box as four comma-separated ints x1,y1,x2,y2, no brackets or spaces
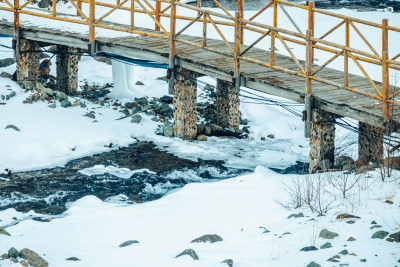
98,52,168,69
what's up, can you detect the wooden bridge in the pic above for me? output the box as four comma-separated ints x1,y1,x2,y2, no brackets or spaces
0,0,400,171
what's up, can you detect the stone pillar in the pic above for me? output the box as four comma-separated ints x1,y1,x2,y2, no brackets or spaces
16,39,40,89
173,67,198,140
358,122,383,163
216,79,240,129
309,109,336,173
56,45,79,95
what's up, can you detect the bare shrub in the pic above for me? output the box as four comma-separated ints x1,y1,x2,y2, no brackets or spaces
327,172,359,198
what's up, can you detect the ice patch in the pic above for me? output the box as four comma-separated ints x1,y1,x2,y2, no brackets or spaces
79,164,155,178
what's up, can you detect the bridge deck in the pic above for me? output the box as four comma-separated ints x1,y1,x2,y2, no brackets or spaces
0,19,399,127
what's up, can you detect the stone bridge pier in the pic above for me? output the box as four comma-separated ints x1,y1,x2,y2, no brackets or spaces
16,38,79,95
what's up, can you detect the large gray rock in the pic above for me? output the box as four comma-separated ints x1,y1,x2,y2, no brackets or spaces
319,229,338,239
56,91,68,101
61,100,72,108
389,231,400,242
371,230,389,239
136,97,148,106
175,249,199,260
8,247,19,258
0,58,15,68
119,240,139,247
191,234,223,243
131,114,142,124
20,248,48,267
163,121,174,137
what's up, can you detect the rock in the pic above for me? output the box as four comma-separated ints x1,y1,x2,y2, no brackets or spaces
33,93,40,102
191,234,223,243
354,157,369,168
5,125,20,132
360,259,367,262
20,260,29,267
131,114,142,124
163,121,174,137
119,240,139,247
235,128,244,135
347,237,356,241
222,259,233,267
386,237,395,242
327,257,340,262
61,100,72,108
10,257,18,263
120,108,130,116
38,0,52,8
72,100,82,107
8,247,19,258
151,116,159,122
384,200,393,204
287,212,304,219
157,76,168,82
263,229,270,233
162,104,173,117
125,102,134,109
346,220,355,224
66,257,80,261
336,213,360,219
389,231,400,242
1,253,10,259
210,124,222,132
242,126,250,134
306,261,321,267
136,81,144,85
0,58,15,68
136,97,148,106
80,103,87,108
356,165,375,174
319,229,338,239
267,133,275,139
371,220,377,224
371,230,389,239
370,225,382,229
56,91,68,101
335,155,354,169
48,103,56,108
175,249,199,260
339,249,348,255
20,248,48,267
160,95,173,104
197,124,205,135
320,242,332,249
300,246,318,252
0,71,12,78
84,112,95,119
204,126,212,136
197,134,207,141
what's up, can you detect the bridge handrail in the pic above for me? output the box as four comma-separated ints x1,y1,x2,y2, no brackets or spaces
1,0,399,121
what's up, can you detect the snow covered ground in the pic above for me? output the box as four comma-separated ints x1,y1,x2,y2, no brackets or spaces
0,2,399,267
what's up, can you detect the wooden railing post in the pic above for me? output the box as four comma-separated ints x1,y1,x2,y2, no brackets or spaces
13,0,20,61
304,29,313,138
202,12,207,47
197,0,201,16
382,18,390,122
77,0,82,16
308,1,314,62
89,0,96,55
344,19,349,87
238,0,244,44
234,12,241,91
131,0,134,30
271,0,277,66
168,0,176,94
155,1,161,31
52,0,56,16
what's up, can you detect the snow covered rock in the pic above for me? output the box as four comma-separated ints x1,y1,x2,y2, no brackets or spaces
0,228,10,236
191,234,223,243
175,249,199,260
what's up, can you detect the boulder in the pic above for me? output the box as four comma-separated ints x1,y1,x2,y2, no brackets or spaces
8,247,19,258
371,231,389,239
163,121,174,137
191,234,222,243
20,248,48,267
131,114,142,124
196,134,207,141
319,229,338,239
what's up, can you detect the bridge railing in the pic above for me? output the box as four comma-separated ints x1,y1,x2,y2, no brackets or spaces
1,0,400,122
